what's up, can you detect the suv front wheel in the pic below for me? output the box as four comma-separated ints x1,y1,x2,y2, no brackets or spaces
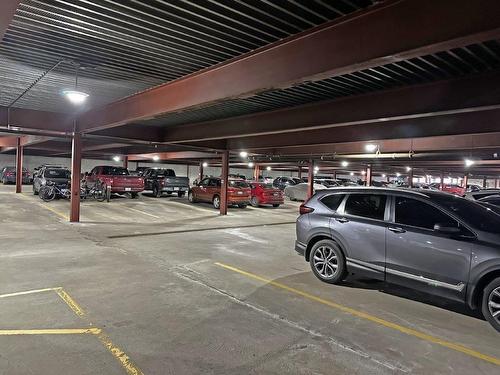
309,239,346,284
482,277,500,332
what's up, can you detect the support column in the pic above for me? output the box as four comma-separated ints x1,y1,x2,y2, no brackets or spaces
298,166,302,180
123,155,128,169
70,132,82,223
408,168,414,188
462,174,469,189
333,170,337,180
307,159,314,199
15,138,23,193
199,162,204,182
253,164,260,181
496,179,499,188
483,176,488,189
365,165,372,186
440,171,444,190
220,151,229,215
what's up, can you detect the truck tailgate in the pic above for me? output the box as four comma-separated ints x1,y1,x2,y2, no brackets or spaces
163,176,189,187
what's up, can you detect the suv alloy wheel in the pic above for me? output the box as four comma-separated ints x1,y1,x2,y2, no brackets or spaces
309,239,346,284
482,277,500,332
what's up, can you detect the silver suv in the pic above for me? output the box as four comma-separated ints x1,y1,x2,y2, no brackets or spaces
295,187,500,332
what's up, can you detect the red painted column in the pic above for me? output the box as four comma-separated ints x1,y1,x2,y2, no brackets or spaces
408,168,414,188
70,132,82,223
483,176,488,189
199,162,204,182
462,174,468,189
253,164,260,181
333,170,337,180
440,171,444,190
307,159,314,199
123,155,128,169
220,150,229,215
298,166,302,180
365,165,372,186
15,138,23,193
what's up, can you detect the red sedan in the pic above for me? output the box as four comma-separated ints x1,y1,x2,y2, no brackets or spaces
249,182,284,207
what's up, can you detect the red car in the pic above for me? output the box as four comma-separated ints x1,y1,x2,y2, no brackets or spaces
249,182,284,207
188,177,251,209
85,166,144,199
432,183,466,196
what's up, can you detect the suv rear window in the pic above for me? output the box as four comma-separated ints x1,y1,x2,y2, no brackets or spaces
45,168,70,178
229,180,250,188
101,166,129,175
320,194,345,211
344,194,386,220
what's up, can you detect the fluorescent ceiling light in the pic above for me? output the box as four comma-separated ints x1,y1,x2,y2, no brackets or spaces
152,155,160,161
341,161,349,167
112,156,120,162
365,144,377,152
239,151,248,158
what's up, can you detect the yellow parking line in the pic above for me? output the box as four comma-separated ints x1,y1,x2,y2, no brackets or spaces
215,262,500,366
55,289,144,375
15,193,69,220
0,287,61,299
0,328,101,335
125,206,160,219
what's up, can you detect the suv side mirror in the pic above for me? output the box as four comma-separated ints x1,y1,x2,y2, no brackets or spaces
434,223,461,234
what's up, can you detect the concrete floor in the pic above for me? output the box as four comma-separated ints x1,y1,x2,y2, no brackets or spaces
0,184,499,374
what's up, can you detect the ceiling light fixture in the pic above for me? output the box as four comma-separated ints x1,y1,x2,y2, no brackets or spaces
382,174,386,178
350,172,354,176
266,166,271,171
239,151,248,158
465,159,475,167
112,156,120,162
396,172,401,177
202,162,208,168
341,161,349,167
365,144,378,152
63,63,89,105
248,162,254,168
406,166,412,172
152,155,160,161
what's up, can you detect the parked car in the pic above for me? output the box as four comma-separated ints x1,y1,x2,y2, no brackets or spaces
249,182,284,207
131,167,150,176
33,165,71,195
467,184,483,193
1,166,31,184
273,176,302,190
478,195,500,207
316,179,341,188
465,189,500,201
284,182,326,201
85,166,144,199
188,177,251,209
143,168,189,197
295,187,500,332
430,183,466,196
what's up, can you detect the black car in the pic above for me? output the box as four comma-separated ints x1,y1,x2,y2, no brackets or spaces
33,165,71,195
142,168,190,197
273,176,302,190
1,166,31,184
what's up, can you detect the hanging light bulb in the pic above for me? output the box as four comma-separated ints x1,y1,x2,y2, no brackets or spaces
63,63,89,105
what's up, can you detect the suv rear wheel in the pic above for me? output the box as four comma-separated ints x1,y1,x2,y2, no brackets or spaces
309,239,346,284
482,277,500,332
213,195,221,209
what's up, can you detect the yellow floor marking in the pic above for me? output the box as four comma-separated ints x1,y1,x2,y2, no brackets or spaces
0,287,61,299
56,288,85,317
124,206,160,219
56,289,144,375
215,262,500,367
15,193,69,220
0,328,101,335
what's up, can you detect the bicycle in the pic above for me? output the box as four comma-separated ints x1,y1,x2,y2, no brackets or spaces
39,181,70,202
81,180,106,202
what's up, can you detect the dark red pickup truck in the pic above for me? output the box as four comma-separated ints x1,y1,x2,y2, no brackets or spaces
86,166,144,199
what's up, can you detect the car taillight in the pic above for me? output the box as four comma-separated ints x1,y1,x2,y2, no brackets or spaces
299,204,314,215
5,172,14,176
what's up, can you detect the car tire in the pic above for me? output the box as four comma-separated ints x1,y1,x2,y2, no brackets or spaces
178,192,185,197
272,204,280,208
188,191,197,203
238,204,247,208
153,184,161,198
482,277,500,332
33,184,38,195
250,196,259,207
131,192,139,199
213,195,221,209
309,239,346,284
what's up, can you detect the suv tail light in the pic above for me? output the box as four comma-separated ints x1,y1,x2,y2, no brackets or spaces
299,203,314,215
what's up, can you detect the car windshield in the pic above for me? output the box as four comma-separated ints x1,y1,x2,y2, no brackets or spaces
155,169,175,177
432,195,500,234
229,180,249,188
291,178,302,184
46,168,70,178
102,167,129,176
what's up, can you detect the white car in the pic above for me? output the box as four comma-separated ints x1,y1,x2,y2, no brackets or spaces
284,182,326,201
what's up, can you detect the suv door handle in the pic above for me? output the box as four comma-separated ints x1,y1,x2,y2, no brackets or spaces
388,226,406,233
335,217,349,223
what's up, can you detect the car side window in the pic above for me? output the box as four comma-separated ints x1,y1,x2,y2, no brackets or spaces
344,194,386,220
200,178,210,186
320,194,345,211
395,196,458,230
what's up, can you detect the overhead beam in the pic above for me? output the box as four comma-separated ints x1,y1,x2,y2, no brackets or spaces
77,0,500,133
0,1,20,41
0,106,74,134
127,151,218,161
164,71,500,144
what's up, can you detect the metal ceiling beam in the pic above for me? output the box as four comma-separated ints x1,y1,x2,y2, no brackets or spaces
0,0,20,41
161,71,500,144
0,106,75,134
127,151,218,161
77,0,500,133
